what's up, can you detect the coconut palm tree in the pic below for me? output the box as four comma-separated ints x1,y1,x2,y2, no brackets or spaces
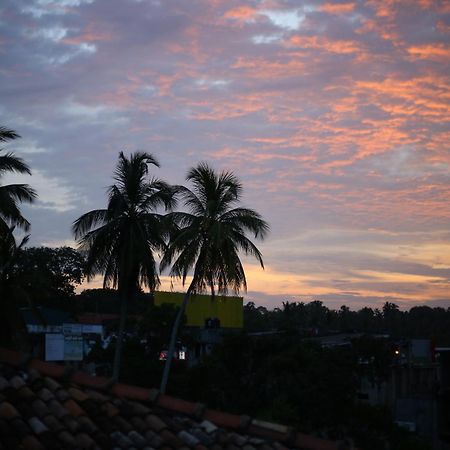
72,151,176,381
0,225,33,351
159,163,269,393
0,126,37,232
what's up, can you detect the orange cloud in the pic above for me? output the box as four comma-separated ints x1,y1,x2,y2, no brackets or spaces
408,44,450,61
63,23,113,45
224,6,257,21
289,35,362,54
320,2,356,14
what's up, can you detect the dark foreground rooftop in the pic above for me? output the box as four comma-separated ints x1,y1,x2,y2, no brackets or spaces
0,348,345,450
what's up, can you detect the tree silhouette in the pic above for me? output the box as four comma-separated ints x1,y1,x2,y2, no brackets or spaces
73,152,175,380
0,126,37,232
159,163,268,393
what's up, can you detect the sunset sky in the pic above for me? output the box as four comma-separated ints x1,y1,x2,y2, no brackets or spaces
1,0,449,310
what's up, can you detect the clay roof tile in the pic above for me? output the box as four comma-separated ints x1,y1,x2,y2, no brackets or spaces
0,347,344,450
0,401,20,419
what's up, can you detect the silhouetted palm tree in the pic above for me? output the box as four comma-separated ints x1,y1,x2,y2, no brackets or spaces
72,152,176,380
0,224,30,347
0,126,37,232
159,163,269,393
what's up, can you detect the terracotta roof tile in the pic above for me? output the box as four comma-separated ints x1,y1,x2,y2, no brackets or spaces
12,417,32,436
78,415,98,434
128,429,148,447
75,431,95,448
64,398,86,417
55,388,70,402
21,435,45,450
31,398,50,418
28,416,49,435
0,401,19,419
17,385,36,401
47,398,68,419
113,414,134,433
144,429,164,447
42,414,64,433
37,387,54,402
68,386,89,402
61,414,81,433
0,347,347,450
57,429,77,447
43,376,61,393
130,415,148,432
10,375,26,389
179,429,201,446
145,413,168,432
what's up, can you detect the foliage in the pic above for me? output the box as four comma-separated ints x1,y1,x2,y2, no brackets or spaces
159,163,268,393
0,126,36,348
244,300,450,344
76,288,153,315
73,151,175,380
9,246,85,305
179,334,355,426
0,226,31,347
0,126,37,232
138,302,183,358
174,332,431,450
161,163,269,296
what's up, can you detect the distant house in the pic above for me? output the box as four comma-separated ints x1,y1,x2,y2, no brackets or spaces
154,291,243,329
154,291,243,359
21,307,103,363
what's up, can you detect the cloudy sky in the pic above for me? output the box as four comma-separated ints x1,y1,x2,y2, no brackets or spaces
1,0,449,310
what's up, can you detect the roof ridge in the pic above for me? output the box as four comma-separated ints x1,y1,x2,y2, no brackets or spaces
0,347,343,450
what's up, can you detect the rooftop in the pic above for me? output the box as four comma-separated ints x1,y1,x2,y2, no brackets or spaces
0,347,344,450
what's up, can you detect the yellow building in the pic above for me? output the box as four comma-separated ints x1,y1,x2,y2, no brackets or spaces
154,291,243,329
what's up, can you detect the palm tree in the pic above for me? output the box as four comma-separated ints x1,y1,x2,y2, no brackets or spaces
72,151,176,381
0,224,31,347
159,163,269,393
0,126,37,232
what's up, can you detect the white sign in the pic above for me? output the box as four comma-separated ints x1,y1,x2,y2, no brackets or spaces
64,335,83,361
62,323,83,335
27,324,62,334
45,334,64,361
82,324,103,335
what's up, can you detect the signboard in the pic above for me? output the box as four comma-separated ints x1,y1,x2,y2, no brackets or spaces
62,323,83,335
64,335,83,361
82,324,103,335
45,334,64,361
27,324,62,334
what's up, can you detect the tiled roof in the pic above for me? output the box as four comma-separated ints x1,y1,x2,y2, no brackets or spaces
0,348,344,450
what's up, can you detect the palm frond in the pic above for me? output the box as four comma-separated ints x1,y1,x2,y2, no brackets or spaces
221,207,269,238
162,162,268,297
73,151,172,298
0,192,32,232
0,152,32,176
0,127,20,143
72,209,108,239
0,184,37,203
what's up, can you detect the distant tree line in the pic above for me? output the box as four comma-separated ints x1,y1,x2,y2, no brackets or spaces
244,300,450,344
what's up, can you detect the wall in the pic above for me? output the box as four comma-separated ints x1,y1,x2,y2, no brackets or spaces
154,291,243,329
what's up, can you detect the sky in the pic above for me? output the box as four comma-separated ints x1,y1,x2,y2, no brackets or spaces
1,0,449,310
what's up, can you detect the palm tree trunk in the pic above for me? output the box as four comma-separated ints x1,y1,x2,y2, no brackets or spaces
112,292,127,382
160,286,192,394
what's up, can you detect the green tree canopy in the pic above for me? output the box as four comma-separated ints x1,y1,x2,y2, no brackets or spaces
10,246,85,303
